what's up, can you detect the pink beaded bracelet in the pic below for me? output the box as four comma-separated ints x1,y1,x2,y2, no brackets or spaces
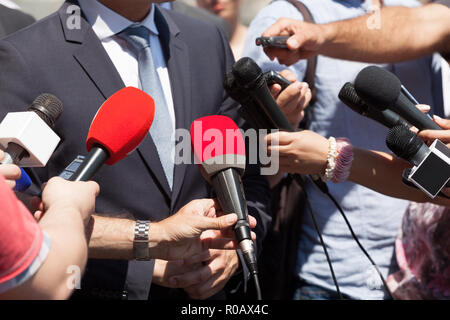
331,137,354,184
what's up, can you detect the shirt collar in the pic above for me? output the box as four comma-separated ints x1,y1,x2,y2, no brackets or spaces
78,0,159,40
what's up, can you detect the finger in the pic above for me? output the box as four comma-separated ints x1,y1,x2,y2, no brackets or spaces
277,82,305,114
5,179,16,189
277,69,297,83
416,104,431,114
34,210,44,221
185,272,224,300
265,131,292,146
201,236,238,250
0,149,4,161
262,18,293,37
86,181,100,197
0,164,21,181
183,250,215,266
169,264,213,288
432,114,450,129
197,213,238,231
269,83,282,99
417,129,450,143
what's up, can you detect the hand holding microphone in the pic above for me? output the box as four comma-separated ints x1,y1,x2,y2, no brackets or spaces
0,150,21,189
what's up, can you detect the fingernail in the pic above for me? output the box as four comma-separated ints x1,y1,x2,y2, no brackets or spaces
288,38,299,48
434,115,442,121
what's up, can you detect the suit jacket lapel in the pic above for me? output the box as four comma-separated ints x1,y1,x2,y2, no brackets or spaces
156,8,193,210
59,2,172,200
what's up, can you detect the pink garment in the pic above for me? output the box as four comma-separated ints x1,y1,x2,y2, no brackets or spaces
387,202,450,300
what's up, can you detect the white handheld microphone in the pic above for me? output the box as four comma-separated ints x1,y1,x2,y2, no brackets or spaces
0,94,62,167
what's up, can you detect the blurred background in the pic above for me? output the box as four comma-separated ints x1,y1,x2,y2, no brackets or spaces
0,0,271,24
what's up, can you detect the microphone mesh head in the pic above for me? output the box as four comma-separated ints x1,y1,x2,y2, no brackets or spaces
338,82,369,115
386,124,423,162
354,66,401,109
28,93,63,127
231,57,264,88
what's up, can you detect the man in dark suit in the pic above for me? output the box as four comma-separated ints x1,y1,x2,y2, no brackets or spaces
0,0,274,300
0,3,35,38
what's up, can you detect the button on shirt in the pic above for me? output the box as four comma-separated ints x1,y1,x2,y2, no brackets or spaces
244,0,443,300
78,0,176,131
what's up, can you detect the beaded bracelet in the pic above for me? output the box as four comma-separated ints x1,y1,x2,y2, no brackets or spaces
320,137,354,183
321,137,338,182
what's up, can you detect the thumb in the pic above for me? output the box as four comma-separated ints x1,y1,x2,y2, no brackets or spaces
433,115,450,129
198,214,237,231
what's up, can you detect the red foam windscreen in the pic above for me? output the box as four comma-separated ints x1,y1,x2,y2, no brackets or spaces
190,115,246,163
87,87,155,165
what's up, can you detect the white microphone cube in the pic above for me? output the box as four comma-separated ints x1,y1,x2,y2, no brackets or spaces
0,112,61,167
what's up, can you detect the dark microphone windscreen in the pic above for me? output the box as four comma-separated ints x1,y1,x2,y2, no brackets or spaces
232,57,264,88
386,125,423,162
87,87,155,165
28,93,63,127
354,66,401,109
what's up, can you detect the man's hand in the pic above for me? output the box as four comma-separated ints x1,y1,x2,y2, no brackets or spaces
153,249,239,300
265,130,329,175
180,249,239,300
150,199,257,261
270,69,311,128
37,177,100,226
0,150,21,189
262,18,326,66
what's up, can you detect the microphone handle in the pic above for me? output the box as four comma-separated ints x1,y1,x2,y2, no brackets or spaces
69,146,109,181
210,168,251,242
1,142,29,165
251,83,294,132
395,94,441,131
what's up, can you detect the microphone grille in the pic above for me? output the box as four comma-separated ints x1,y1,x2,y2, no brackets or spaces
354,66,401,109
28,93,63,127
231,57,264,88
338,82,369,115
386,124,423,162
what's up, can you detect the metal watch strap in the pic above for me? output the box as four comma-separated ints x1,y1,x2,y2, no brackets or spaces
133,220,150,261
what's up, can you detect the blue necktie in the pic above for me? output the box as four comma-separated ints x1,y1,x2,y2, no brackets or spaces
118,25,174,189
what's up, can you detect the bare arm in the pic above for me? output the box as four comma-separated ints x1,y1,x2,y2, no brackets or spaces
263,4,450,65
320,4,450,63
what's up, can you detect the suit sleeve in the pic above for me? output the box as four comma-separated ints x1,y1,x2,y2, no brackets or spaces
0,39,48,185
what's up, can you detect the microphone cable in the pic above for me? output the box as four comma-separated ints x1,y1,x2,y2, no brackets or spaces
313,177,395,300
253,272,262,300
293,174,343,299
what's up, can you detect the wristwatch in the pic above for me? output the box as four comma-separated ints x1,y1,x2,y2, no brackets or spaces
133,220,151,261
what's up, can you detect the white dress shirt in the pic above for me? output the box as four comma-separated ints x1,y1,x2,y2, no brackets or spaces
78,0,176,130
0,0,20,10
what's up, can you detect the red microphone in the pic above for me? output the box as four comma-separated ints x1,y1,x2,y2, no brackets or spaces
190,115,258,278
70,87,155,181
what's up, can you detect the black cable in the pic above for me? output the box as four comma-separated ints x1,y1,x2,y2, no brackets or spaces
324,188,395,300
293,174,343,299
253,273,262,300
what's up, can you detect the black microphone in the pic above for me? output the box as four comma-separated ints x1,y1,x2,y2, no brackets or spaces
386,125,450,198
339,82,410,129
354,66,441,131
231,57,294,131
1,94,62,165
224,72,274,130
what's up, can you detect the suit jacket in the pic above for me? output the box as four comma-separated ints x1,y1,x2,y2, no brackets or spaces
0,1,271,300
0,4,35,39
171,1,230,40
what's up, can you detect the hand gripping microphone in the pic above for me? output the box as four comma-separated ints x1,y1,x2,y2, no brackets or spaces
354,66,441,131
339,82,410,129
190,116,260,288
0,94,62,166
69,87,155,181
386,125,450,198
